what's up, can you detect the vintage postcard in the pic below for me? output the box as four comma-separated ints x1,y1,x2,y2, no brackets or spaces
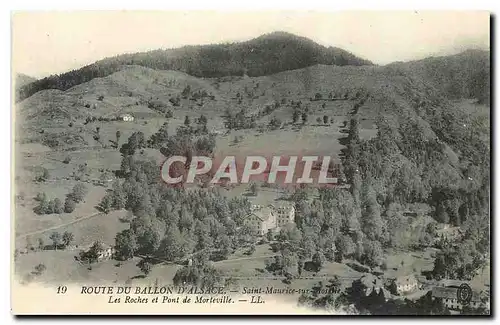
11,11,491,315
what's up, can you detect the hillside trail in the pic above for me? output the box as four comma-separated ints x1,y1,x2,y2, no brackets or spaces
213,254,277,264
15,211,103,240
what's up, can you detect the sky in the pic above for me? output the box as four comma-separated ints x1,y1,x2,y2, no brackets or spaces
12,11,490,79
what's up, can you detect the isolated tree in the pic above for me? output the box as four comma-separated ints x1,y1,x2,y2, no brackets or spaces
292,109,300,124
198,114,208,127
245,244,256,256
62,231,74,248
49,232,61,250
64,197,76,213
184,115,191,126
301,112,308,125
43,168,50,180
69,183,88,203
53,198,64,214
181,85,191,99
35,192,47,202
98,194,113,214
315,93,322,100
36,168,50,182
33,195,49,215
37,238,45,251
169,96,181,107
114,229,138,260
138,259,152,276
316,117,322,124
46,199,55,214
82,241,104,265
323,115,329,124
249,182,259,196
115,130,121,145
34,263,46,276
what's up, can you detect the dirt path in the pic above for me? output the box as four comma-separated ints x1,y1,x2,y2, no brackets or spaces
15,211,104,240
214,254,276,264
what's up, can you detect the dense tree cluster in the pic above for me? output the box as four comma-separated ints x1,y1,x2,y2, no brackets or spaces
389,49,490,105
47,231,74,250
104,125,252,262
337,84,489,269
223,108,256,130
33,183,87,215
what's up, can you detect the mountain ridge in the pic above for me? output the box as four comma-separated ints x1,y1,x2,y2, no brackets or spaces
16,31,372,102
388,49,490,104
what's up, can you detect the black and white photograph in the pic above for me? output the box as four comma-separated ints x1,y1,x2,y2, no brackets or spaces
10,10,491,315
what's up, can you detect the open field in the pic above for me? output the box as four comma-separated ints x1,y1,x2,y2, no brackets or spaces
383,248,437,279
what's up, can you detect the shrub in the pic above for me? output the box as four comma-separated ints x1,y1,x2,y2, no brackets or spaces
33,263,46,276
53,198,64,214
64,197,76,213
69,183,88,203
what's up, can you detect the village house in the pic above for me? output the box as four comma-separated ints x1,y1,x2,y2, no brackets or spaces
245,206,276,235
431,286,489,311
435,224,463,241
245,204,295,235
97,245,115,260
391,275,419,295
120,113,135,122
271,204,296,228
360,274,391,300
77,243,115,264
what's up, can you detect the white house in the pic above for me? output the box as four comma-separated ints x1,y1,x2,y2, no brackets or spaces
120,114,135,122
392,275,418,295
245,204,295,235
97,246,115,260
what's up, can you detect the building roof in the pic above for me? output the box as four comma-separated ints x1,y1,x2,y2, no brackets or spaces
360,274,383,288
359,274,391,298
247,206,274,222
395,274,418,286
269,204,294,212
